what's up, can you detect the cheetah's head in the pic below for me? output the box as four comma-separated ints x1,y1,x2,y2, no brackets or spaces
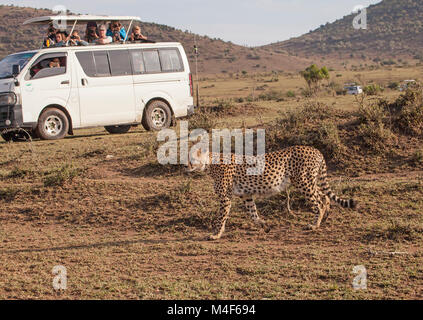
186,147,210,172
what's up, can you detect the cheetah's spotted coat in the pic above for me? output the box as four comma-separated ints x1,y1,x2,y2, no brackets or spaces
187,145,357,240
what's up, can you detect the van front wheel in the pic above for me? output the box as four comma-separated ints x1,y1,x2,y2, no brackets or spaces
36,108,69,140
104,125,131,134
142,100,172,131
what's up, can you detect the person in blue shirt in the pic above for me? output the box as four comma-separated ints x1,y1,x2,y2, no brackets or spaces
107,21,127,42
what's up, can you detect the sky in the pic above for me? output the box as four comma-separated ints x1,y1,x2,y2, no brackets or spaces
2,0,382,46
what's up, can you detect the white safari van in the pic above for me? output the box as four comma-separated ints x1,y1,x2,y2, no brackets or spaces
0,15,195,141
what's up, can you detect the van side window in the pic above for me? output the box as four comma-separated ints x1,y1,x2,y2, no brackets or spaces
143,50,161,73
76,51,111,77
75,52,96,77
109,50,132,76
129,50,145,74
159,49,183,72
93,51,111,77
29,56,66,80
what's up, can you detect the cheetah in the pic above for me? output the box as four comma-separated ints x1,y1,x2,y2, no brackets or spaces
186,145,357,240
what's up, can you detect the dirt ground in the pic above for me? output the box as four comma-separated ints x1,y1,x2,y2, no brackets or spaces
1,67,422,299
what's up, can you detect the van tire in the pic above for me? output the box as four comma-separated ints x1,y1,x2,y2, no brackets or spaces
142,100,172,131
105,125,131,134
36,108,69,140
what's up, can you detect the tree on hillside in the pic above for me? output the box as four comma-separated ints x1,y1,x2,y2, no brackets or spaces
300,64,330,93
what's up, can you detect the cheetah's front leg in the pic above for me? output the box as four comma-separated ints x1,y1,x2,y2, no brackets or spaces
208,197,232,240
242,196,271,233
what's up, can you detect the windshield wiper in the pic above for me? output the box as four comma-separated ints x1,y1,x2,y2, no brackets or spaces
0,75,13,80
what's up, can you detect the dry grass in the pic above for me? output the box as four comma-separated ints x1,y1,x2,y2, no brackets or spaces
1,66,423,300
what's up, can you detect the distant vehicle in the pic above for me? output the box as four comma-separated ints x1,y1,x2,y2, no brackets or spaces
344,84,363,95
0,15,195,141
399,80,416,91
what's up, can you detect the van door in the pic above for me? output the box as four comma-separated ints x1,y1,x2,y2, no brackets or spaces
20,52,74,124
75,49,136,127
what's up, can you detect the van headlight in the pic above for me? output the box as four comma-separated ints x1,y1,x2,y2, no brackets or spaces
0,92,17,106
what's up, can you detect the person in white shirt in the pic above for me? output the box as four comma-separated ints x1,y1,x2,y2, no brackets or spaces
95,24,113,45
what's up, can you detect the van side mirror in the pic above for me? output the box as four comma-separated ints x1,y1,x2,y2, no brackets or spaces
12,64,21,77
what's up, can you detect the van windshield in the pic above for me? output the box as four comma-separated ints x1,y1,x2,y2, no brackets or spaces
0,52,36,79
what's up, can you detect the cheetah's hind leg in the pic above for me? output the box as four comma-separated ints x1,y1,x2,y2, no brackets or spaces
321,195,331,223
242,196,271,233
285,187,293,217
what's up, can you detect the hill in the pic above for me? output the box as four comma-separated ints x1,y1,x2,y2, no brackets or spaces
264,0,423,63
0,4,310,74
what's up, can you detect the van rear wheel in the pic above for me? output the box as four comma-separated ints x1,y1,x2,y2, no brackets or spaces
36,108,69,140
142,100,172,131
104,125,131,134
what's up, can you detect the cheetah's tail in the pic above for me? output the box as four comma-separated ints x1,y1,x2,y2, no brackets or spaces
318,160,357,209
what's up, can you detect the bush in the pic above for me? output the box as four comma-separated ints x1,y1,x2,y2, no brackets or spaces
377,86,423,136
387,81,399,90
363,84,383,95
336,88,347,96
411,149,423,165
188,108,218,133
317,122,345,159
266,102,345,162
286,90,296,98
300,87,314,98
43,164,82,187
357,121,396,153
258,90,285,101
356,103,396,153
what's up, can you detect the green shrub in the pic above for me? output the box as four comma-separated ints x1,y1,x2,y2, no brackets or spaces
258,90,285,101
387,81,399,90
43,165,82,187
363,84,383,95
286,90,296,98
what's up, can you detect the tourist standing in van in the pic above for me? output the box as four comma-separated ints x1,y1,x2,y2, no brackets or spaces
128,26,148,42
107,21,126,42
85,21,99,43
95,25,113,44
68,31,89,46
43,22,57,47
51,32,67,47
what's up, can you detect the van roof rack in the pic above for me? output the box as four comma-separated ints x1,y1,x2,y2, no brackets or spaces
24,15,142,44
23,15,141,25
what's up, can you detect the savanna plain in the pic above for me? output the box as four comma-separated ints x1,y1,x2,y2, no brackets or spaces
1,66,423,299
